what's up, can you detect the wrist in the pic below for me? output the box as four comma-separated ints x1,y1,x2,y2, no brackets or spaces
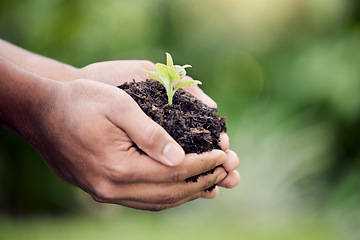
24,78,60,145
0,39,79,82
0,55,60,143
32,61,79,82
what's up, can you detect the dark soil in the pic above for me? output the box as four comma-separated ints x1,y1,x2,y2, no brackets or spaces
118,80,226,191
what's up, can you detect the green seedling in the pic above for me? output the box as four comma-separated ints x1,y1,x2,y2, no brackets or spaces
144,53,202,105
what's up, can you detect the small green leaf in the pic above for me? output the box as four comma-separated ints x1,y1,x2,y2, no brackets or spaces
174,65,192,79
178,68,186,79
181,64,192,69
174,80,202,92
144,70,171,94
144,53,199,106
174,64,192,70
144,70,165,85
166,53,174,67
156,63,180,84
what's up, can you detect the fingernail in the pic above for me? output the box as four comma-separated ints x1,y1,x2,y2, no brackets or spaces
216,171,227,184
162,143,185,166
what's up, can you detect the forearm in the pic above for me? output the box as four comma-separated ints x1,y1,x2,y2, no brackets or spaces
0,39,78,82
0,54,57,142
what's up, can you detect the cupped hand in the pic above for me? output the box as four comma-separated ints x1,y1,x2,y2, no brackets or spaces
33,79,228,211
77,60,220,108
75,60,240,193
181,79,240,194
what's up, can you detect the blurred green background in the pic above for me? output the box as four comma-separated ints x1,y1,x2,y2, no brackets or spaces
1,0,360,239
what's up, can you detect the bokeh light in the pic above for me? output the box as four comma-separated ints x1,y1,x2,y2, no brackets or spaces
1,0,359,239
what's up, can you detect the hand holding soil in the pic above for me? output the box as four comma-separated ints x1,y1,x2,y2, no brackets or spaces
76,60,240,190
0,40,240,211
34,79,232,210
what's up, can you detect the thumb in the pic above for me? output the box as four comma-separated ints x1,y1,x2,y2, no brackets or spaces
111,90,185,166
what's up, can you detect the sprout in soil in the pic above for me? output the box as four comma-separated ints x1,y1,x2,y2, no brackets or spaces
144,53,202,105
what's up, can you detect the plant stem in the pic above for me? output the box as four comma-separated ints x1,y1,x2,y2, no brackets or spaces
168,92,173,105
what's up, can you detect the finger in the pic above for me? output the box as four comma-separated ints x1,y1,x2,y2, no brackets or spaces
217,170,240,189
110,90,185,167
107,149,227,184
202,186,219,199
103,167,227,204
114,191,203,211
181,77,217,108
81,60,156,86
123,60,156,82
222,150,239,173
219,132,230,151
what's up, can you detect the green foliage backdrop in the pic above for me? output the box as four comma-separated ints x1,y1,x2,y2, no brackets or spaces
1,0,359,239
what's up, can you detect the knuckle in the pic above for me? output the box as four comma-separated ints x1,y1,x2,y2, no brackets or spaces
113,90,133,108
216,151,228,166
161,190,182,205
107,166,132,183
93,181,116,202
142,124,162,149
169,169,188,182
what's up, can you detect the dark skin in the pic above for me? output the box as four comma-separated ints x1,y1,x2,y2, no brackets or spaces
0,39,239,211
